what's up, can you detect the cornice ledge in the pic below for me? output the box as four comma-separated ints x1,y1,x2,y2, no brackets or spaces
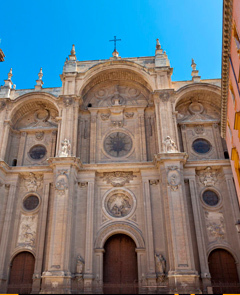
154,152,188,167
48,157,83,169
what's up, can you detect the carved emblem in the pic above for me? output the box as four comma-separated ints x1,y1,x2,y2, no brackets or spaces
100,113,110,121
149,180,159,185
59,139,71,157
198,167,218,187
111,121,123,127
78,182,88,188
17,214,38,248
24,172,43,192
163,136,178,153
55,170,68,196
63,97,73,107
106,193,132,218
194,125,204,134
35,131,44,140
167,166,180,191
125,112,134,118
159,92,170,102
100,171,135,187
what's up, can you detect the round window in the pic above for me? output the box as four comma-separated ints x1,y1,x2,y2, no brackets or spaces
192,139,211,154
29,145,47,160
104,132,132,157
23,195,40,211
202,190,219,206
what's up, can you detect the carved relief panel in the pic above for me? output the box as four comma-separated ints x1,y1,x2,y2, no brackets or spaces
17,214,38,249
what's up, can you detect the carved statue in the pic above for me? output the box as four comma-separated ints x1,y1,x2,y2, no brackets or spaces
163,136,178,153
155,253,166,275
59,139,71,157
76,255,85,274
25,172,42,192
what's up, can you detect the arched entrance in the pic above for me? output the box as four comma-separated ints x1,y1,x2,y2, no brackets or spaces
208,249,240,294
8,251,35,294
103,234,138,294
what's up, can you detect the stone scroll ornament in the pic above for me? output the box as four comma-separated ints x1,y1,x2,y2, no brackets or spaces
59,138,71,157
55,170,69,196
167,166,181,191
163,136,178,153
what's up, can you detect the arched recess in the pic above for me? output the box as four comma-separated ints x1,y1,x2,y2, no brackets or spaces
8,251,35,294
174,84,227,159
95,222,145,249
208,248,240,294
3,93,59,166
77,67,158,163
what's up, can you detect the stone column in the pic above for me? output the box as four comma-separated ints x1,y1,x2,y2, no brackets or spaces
136,248,146,292
153,98,162,153
188,175,211,291
18,132,27,165
32,181,51,293
141,172,156,286
41,158,80,294
0,121,11,160
0,179,19,293
137,108,147,161
84,173,95,293
94,248,105,293
89,110,98,163
212,123,224,159
155,153,199,292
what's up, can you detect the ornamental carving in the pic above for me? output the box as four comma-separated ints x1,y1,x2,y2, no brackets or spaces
76,255,85,274
55,170,68,196
78,182,88,188
24,172,43,192
17,214,38,248
106,193,132,218
198,166,218,187
155,253,166,282
167,166,180,191
100,171,136,187
194,125,204,134
100,113,110,121
63,97,73,107
163,136,178,153
159,92,170,102
125,112,134,118
59,139,71,157
35,131,44,140
111,121,123,128
149,180,159,186
205,211,225,241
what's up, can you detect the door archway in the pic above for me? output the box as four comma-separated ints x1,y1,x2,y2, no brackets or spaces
208,248,240,294
103,234,138,294
8,251,35,294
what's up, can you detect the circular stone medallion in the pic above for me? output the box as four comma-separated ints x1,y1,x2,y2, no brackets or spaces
106,193,133,218
104,132,132,157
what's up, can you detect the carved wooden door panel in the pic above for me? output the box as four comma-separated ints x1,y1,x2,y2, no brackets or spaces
209,249,240,294
103,234,138,294
8,252,35,294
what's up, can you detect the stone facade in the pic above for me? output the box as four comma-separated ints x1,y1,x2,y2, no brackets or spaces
0,42,239,294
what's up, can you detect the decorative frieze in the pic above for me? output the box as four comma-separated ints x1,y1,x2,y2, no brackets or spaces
99,171,136,187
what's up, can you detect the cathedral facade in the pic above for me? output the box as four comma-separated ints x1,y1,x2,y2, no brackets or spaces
0,42,239,294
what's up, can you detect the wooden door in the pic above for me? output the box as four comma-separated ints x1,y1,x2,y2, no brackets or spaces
8,252,35,294
209,249,240,294
103,234,138,294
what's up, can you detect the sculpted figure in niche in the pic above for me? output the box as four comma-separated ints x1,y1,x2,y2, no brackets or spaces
76,255,85,274
59,139,71,157
163,136,178,153
155,253,166,275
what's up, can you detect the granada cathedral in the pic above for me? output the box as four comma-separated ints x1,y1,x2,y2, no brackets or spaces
0,40,240,294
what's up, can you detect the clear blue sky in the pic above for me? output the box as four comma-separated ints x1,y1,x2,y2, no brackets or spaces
0,0,223,89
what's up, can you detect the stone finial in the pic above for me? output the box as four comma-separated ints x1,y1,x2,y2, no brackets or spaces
69,44,77,61
35,68,44,90
112,49,119,58
156,38,161,50
3,68,13,89
191,58,201,82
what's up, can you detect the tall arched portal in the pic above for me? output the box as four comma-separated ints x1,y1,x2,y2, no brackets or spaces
208,249,240,294
8,252,35,294
103,234,138,294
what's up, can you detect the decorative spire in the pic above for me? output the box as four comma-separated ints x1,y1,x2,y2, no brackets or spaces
8,68,13,81
35,68,44,90
191,58,201,82
155,39,170,67
69,44,77,61
3,68,13,89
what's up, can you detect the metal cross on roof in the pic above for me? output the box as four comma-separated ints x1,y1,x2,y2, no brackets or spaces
109,36,121,51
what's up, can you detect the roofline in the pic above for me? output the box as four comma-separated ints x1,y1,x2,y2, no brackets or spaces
221,0,233,138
